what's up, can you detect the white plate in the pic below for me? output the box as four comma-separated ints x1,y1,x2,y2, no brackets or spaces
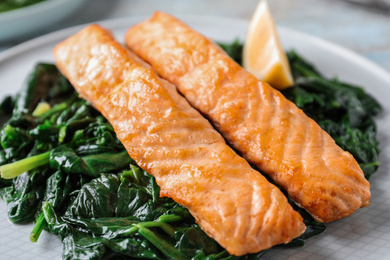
1,16,390,260
0,0,86,42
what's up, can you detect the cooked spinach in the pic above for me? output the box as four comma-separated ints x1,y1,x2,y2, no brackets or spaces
0,42,382,260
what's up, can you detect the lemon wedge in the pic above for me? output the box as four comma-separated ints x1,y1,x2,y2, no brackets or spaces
243,0,294,89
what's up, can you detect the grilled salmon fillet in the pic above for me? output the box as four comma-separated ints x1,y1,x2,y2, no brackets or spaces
124,12,371,223
53,24,305,256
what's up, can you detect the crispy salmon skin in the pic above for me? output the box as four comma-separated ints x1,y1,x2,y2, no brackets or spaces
124,12,371,222
53,24,305,256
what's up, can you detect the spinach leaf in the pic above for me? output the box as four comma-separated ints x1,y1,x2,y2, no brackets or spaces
0,95,14,116
3,167,51,223
50,146,133,178
1,124,34,162
65,174,121,219
43,201,163,260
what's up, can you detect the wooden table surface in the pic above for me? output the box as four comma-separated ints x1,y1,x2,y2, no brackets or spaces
1,0,389,72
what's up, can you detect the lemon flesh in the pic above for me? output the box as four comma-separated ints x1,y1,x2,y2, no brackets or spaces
243,0,294,89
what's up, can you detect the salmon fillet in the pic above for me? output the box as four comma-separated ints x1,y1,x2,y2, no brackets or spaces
124,12,371,223
53,24,305,256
